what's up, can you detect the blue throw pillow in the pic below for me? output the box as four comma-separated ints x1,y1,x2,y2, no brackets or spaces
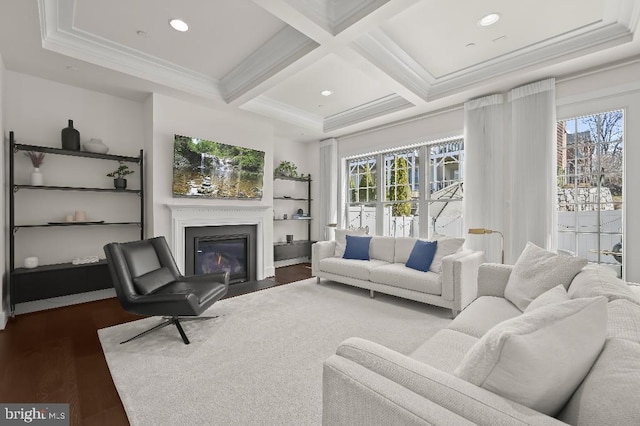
405,240,438,272
343,235,373,260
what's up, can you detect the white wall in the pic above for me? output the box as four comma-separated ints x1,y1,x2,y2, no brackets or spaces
149,93,276,277
3,72,145,270
273,137,320,242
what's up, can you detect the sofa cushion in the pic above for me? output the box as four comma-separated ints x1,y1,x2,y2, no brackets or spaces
504,242,587,311
410,329,478,374
448,296,521,338
607,299,640,344
343,235,372,260
369,263,441,295
569,265,640,305
429,236,464,273
558,338,640,426
454,296,608,416
524,284,570,313
405,240,438,272
394,237,418,264
318,257,389,281
334,228,366,257
369,236,396,263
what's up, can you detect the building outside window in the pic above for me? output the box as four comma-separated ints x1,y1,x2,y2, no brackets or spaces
345,138,464,238
557,109,624,276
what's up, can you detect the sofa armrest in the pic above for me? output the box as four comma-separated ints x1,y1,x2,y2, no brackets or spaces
312,241,336,276
332,337,566,426
477,263,514,297
442,250,486,312
324,355,475,426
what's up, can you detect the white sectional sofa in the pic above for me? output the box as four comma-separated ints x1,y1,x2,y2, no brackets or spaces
312,233,485,316
322,243,640,426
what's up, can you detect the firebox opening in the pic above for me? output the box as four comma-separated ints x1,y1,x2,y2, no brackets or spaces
184,224,257,283
195,235,248,283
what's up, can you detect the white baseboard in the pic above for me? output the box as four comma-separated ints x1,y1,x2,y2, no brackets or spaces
264,266,276,278
14,289,116,315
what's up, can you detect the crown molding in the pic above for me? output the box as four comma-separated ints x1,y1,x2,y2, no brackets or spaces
324,94,413,132
38,0,220,98
219,26,319,104
241,96,324,131
427,3,640,100
352,29,433,101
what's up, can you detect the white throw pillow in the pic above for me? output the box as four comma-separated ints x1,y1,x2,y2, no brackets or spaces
569,265,640,305
524,284,570,313
504,242,587,311
334,228,365,257
429,236,464,273
454,296,608,416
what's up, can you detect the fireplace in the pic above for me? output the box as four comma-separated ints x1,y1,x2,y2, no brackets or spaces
185,225,257,283
167,204,273,280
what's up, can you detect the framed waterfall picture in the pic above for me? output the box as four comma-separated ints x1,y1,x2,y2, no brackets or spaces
172,134,265,200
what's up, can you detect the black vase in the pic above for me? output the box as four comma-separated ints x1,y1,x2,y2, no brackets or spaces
61,119,80,151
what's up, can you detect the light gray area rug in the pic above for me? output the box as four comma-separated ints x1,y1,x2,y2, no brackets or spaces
98,278,452,425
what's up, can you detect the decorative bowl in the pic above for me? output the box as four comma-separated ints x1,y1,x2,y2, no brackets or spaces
83,138,109,154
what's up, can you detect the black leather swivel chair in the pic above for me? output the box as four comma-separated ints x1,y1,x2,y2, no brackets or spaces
104,236,229,345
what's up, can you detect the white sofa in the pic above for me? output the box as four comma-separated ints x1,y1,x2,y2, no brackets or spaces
322,258,640,425
312,234,485,316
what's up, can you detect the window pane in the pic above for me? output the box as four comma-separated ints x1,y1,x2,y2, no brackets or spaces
348,157,377,203
383,202,418,237
428,200,463,237
557,109,624,277
427,142,463,197
346,204,376,235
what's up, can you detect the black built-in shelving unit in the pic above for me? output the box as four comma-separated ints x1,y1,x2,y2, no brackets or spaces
7,131,144,315
273,175,313,262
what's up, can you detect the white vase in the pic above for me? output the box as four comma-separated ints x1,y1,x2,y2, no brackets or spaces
31,167,43,186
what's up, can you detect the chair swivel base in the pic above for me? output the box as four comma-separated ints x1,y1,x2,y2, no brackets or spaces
120,315,220,345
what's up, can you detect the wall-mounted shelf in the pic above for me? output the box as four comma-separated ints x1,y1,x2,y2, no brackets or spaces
14,184,141,194
14,222,142,229
15,143,139,162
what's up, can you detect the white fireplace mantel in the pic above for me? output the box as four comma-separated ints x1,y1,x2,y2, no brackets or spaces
166,204,273,279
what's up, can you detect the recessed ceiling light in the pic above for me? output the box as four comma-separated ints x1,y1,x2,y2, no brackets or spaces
465,42,476,48
478,13,500,27
320,90,332,97
136,30,150,38
169,18,189,32
65,65,78,71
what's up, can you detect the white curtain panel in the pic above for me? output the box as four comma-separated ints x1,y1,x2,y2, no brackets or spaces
463,94,506,263
318,138,338,240
507,78,557,262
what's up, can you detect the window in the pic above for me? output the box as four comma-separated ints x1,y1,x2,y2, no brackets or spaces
557,110,624,276
345,138,464,238
346,157,377,234
427,140,464,237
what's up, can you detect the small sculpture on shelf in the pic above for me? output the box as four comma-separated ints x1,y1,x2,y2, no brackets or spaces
107,161,135,189
274,160,298,178
24,151,45,186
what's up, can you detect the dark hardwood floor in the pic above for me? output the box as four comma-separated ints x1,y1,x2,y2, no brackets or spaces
0,263,312,426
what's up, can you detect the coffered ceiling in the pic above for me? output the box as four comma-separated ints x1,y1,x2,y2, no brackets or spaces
1,0,639,140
